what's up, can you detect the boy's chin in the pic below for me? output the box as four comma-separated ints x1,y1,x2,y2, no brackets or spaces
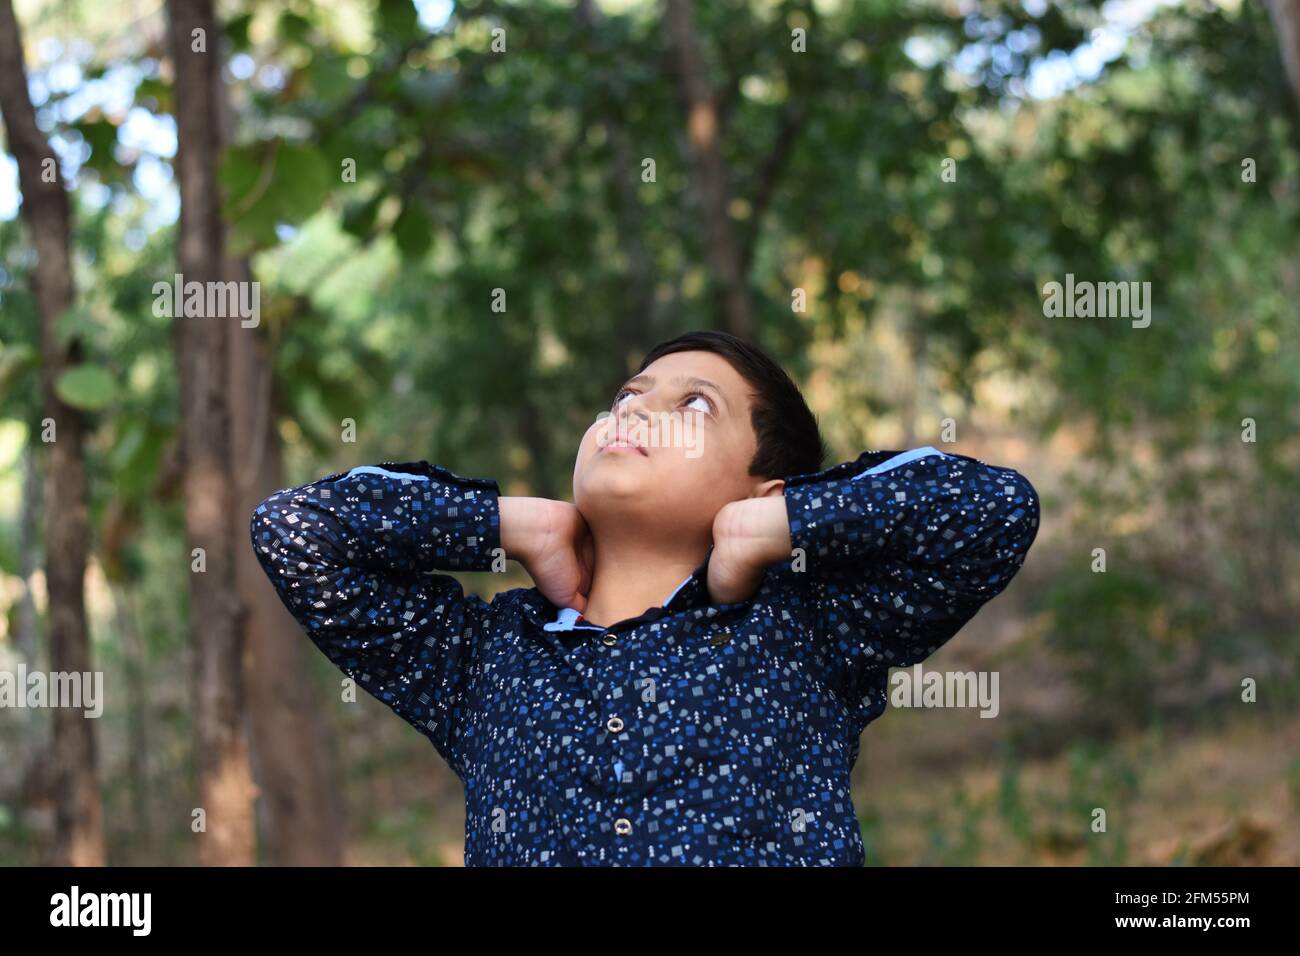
576,480,691,525
575,468,648,502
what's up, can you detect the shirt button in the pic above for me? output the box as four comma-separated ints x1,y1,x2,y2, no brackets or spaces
606,715,624,733
614,817,632,836
710,628,732,647
601,632,617,646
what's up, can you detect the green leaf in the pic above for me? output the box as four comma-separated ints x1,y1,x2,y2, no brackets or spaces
54,305,97,349
393,199,433,258
224,13,253,50
278,11,312,43
77,118,118,158
111,420,170,497
341,194,381,238
0,343,39,399
55,366,115,410
274,144,333,223
73,117,130,185
306,55,354,105
377,0,420,42
220,140,332,255
133,76,171,112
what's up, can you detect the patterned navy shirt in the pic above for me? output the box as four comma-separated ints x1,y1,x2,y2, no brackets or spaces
250,446,1039,866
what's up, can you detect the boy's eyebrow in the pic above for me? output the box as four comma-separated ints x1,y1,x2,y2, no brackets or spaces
621,373,732,412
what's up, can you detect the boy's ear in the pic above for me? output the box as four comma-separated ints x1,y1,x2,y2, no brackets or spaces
752,478,785,498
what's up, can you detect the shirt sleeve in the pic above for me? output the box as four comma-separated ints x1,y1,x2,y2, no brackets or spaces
249,461,503,777
781,446,1040,707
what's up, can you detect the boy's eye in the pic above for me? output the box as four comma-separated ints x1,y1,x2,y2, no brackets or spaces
610,387,713,415
683,393,714,414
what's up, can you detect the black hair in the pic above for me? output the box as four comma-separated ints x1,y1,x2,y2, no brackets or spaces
636,330,828,480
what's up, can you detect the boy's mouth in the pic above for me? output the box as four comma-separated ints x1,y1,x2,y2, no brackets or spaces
599,436,649,456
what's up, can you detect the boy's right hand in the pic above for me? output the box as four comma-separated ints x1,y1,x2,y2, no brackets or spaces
499,497,594,613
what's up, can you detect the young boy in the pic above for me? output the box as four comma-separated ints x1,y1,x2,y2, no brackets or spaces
250,330,1040,866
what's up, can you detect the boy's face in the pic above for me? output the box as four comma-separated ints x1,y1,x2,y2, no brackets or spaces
573,350,770,538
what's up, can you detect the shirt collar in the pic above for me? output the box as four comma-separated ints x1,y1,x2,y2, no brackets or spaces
538,544,715,632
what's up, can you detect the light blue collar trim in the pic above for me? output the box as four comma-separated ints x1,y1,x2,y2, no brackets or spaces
346,465,431,482
661,570,694,606
542,607,603,632
543,570,695,631
852,445,948,480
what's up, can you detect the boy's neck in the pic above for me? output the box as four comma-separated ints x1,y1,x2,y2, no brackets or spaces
579,533,708,629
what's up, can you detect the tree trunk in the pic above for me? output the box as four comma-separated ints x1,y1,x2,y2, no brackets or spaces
575,0,664,391
518,396,557,499
1267,0,1300,108
228,270,346,864
166,0,256,865
209,22,344,865
16,446,41,671
663,0,754,339
112,587,154,860
0,0,104,867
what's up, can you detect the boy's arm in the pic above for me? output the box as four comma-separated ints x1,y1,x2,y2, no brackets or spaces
786,446,1039,695
249,461,503,776
714,446,1039,701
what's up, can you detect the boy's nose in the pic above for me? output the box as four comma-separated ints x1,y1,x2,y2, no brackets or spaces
617,398,653,428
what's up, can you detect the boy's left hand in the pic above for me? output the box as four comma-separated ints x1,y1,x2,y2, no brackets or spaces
707,496,793,605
